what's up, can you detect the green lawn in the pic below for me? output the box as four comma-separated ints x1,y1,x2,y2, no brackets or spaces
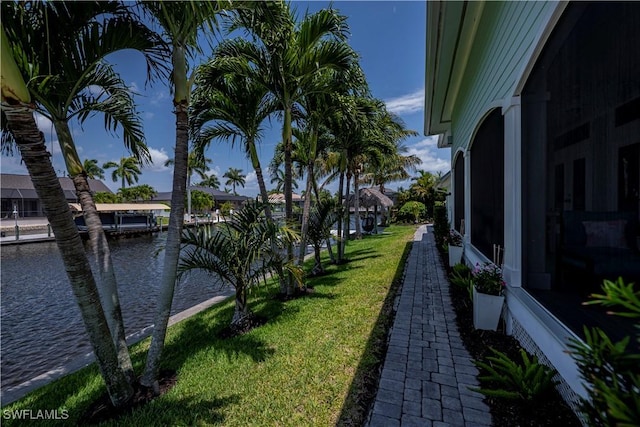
3,225,415,426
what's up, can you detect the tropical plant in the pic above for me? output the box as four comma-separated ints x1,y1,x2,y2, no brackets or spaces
197,174,221,189
117,184,157,202
472,262,505,296
103,156,142,190
179,201,301,327
222,2,357,294
223,167,246,195
569,278,640,427
1,22,133,407
2,1,167,394
93,191,122,203
139,0,223,392
448,229,463,246
306,198,339,276
398,200,426,223
473,347,559,401
83,158,105,180
450,262,473,302
432,204,449,250
191,64,275,219
189,189,214,213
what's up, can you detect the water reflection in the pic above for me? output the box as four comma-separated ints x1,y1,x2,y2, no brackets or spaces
0,233,225,391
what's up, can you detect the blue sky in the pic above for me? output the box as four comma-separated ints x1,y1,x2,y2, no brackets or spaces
2,1,450,196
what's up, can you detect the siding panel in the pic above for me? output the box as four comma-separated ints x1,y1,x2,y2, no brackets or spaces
451,1,553,152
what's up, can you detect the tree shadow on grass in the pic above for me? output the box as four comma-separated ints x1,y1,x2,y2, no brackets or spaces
335,240,414,426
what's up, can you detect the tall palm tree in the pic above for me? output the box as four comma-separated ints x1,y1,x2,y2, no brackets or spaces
223,167,246,195
83,158,105,180
2,1,166,399
219,2,357,294
103,156,142,190
197,174,221,189
1,23,133,407
164,151,211,217
191,66,275,218
139,0,223,391
179,201,301,327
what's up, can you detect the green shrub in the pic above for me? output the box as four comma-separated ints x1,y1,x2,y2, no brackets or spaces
450,263,473,302
568,278,640,427
397,201,426,223
432,204,448,249
473,347,559,401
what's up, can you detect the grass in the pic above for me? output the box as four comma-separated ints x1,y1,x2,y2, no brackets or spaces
2,225,416,426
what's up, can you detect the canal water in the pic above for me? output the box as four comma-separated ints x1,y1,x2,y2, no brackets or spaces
0,233,228,392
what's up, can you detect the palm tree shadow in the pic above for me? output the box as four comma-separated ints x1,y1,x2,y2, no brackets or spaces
336,240,413,426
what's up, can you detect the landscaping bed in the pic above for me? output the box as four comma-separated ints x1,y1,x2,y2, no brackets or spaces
446,266,583,427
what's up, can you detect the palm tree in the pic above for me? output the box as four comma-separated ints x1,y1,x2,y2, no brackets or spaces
104,156,142,190
1,23,133,407
179,201,301,327
219,2,356,294
306,198,338,276
164,151,211,217
139,0,223,391
83,158,105,180
2,1,165,402
197,174,221,189
191,65,275,218
223,167,246,195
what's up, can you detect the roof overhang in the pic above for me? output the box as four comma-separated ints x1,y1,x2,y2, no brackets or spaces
69,203,170,212
424,1,486,138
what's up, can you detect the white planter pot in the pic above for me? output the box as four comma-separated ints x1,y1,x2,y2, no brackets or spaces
473,287,504,331
448,245,463,266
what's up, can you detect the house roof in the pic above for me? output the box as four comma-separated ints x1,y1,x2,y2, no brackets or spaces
267,193,303,204
424,1,486,145
1,173,112,200
69,203,170,212
189,186,250,202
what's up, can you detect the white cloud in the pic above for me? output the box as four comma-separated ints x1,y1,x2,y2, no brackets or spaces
87,85,105,97
144,147,170,172
34,112,54,135
149,90,170,106
405,136,450,175
245,170,257,184
385,89,425,115
143,112,155,120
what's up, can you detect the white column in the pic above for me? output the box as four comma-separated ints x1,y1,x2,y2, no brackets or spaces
502,96,522,286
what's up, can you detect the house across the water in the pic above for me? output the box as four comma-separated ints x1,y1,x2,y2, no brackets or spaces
69,203,170,235
425,0,639,412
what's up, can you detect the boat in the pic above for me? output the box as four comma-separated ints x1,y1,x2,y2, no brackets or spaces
69,203,170,237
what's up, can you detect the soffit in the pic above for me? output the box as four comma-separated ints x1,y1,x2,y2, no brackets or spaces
425,1,485,138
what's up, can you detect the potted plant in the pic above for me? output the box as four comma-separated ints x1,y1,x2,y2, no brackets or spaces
472,262,505,331
448,229,463,266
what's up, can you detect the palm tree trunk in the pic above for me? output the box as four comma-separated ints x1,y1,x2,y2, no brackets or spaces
297,162,314,266
4,107,133,407
54,120,134,383
336,170,345,262
342,171,352,256
354,170,362,239
283,105,295,295
311,173,335,264
248,139,272,220
141,102,189,392
232,285,249,326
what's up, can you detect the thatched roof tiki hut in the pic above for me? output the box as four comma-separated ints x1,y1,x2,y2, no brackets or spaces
348,187,394,236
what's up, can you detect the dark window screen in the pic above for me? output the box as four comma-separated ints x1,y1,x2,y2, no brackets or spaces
470,109,504,260
454,153,465,232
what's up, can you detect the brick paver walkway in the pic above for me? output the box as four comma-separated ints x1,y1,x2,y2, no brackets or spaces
367,225,493,427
